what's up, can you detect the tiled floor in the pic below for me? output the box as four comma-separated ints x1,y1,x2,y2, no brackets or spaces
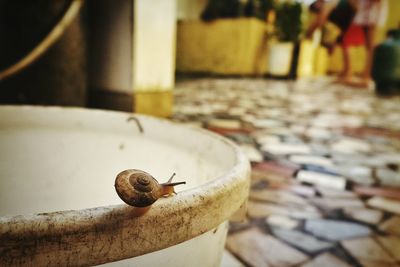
172,77,400,267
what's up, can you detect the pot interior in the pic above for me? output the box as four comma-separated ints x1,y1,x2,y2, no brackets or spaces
0,107,236,216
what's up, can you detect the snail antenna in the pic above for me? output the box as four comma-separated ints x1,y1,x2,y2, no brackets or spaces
167,172,176,183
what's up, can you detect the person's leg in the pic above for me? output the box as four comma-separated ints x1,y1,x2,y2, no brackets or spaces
339,43,352,82
361,24,376,83
341,25,375,88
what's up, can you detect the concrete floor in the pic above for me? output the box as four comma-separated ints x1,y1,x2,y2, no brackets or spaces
172,77,400,267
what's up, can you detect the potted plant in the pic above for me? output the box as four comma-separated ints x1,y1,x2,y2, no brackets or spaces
268,0,302,77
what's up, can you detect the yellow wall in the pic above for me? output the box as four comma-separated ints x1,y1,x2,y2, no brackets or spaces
176,18,268,75
328,46,367,74
386,0,400,30
176,0,400,77
177,0,207,21
297,40,318,77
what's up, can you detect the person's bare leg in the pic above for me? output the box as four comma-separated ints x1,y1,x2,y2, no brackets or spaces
339,44,352,82
344,25,376,88
361,25,376,85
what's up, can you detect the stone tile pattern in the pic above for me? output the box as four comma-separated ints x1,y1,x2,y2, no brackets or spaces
271,228,334,253
341,237,398,267
227,228,309,267
304,219,371,241
173,78,400,267
301,253,353,267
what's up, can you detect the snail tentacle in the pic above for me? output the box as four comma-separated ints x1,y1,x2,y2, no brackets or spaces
167,173,176,183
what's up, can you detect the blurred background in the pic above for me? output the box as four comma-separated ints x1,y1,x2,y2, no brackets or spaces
1,0,400,266
1,0,399,114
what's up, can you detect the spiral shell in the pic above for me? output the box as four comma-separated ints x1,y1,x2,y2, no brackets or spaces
115,169,162,207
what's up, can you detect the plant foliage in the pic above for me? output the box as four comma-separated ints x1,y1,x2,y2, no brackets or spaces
275,1,302,42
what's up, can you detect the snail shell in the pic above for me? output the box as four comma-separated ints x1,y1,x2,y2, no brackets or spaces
115,169,186,208
115,169,162,207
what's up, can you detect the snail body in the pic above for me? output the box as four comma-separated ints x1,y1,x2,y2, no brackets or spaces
115,169,186,209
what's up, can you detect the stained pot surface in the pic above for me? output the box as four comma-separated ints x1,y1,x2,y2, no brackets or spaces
0,106,250,266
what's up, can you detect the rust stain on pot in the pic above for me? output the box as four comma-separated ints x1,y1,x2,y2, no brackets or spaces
0,165,250,266
0,108,251,266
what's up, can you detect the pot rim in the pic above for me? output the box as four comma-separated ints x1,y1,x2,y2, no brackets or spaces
0,105,250,266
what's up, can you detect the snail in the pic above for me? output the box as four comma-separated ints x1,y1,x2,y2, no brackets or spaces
114,169,186,216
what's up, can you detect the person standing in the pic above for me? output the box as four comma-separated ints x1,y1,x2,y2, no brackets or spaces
306,0,358,81
352,0,388,87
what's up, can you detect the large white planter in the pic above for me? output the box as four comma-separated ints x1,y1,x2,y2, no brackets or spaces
268,42,294,76
0,106,250,266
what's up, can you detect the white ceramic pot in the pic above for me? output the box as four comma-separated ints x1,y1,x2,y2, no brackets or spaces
268,42,294,76
0,106,250,266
